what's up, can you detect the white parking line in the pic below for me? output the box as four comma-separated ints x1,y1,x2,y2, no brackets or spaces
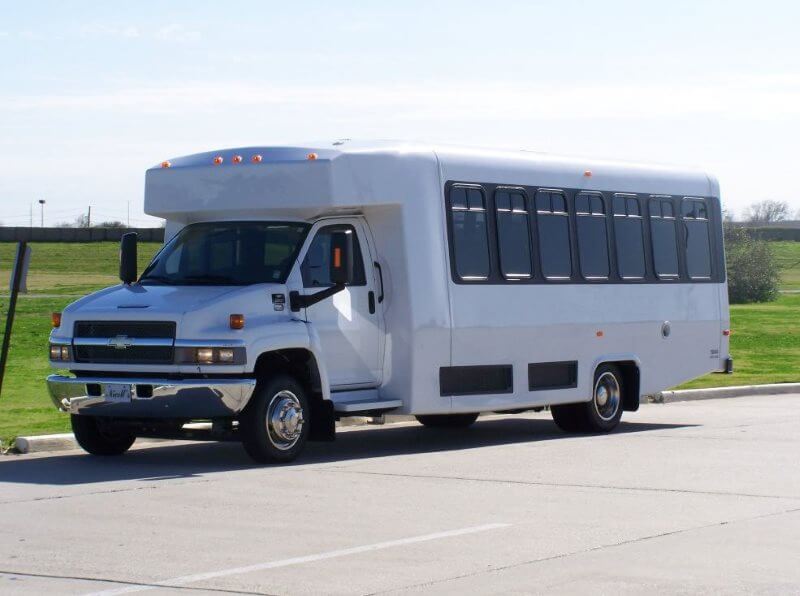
85,522,511,595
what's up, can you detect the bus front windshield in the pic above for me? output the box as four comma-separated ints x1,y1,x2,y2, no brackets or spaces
140,221,310,286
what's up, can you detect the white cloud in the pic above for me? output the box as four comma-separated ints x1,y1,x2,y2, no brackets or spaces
154,24,200,42
80,23,140,39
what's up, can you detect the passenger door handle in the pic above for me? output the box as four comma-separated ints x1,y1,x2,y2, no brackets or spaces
368,291,376,314
373,261,385,303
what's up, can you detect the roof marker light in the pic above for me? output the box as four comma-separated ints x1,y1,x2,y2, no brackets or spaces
213,156,224,165
584,170,592,177
306,152,318,160
161,161,171,168
232,155,243,164
251,154,263,163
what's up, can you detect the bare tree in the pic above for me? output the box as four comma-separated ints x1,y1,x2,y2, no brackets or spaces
721,207,735,222
744,200,789,224
96,220,126,228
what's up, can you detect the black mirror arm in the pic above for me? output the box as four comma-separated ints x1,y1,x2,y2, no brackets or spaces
289,284,345,312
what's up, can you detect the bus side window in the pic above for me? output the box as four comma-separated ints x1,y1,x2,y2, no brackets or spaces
449,186,490,280
681,198,712,279
535,190,571,280
575,192,609,279
649,197,679,279
613,194,646,280
495,190,532,279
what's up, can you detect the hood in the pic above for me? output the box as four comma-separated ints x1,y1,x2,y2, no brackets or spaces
64,284,242,317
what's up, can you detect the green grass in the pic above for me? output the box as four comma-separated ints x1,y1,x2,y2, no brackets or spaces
0,240,798,445
772,241,800,291
0,242,160,448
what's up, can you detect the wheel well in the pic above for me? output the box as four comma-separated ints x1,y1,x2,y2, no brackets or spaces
598,360,640,412
253,349,335,441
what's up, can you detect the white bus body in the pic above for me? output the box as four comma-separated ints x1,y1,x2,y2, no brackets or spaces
48,141,731,462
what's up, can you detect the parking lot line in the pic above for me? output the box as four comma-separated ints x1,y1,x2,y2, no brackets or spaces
84,522,511,595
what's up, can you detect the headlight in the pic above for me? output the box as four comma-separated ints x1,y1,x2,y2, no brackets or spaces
49,344,70,361
175,346,245,365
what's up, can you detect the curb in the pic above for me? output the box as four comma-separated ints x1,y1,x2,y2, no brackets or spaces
646,382,800,404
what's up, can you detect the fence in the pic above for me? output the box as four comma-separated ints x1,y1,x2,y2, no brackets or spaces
0,227,165,243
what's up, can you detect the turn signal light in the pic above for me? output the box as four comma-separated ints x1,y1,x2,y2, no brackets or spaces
229,314,245,329
51,312,62,328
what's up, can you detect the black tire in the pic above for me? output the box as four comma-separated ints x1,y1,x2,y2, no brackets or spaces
551,363,624,433
71,415,136,456
239,374,310,464
415,413,480,428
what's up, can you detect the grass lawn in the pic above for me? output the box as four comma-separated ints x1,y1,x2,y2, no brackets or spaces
0,240,798,446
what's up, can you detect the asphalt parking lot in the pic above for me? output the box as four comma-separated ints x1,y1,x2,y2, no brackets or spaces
1,394,799,595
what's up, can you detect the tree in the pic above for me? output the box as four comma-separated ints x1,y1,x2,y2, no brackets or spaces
724,224,780,304
95,220,126,228
744,200,789,224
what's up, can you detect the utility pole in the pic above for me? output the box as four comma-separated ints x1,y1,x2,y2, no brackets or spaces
29,203,32,228
87,206,91,228
38,199,45,227
127,201,130,228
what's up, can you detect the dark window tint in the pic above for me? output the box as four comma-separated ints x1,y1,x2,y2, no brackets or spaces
535,191,571,279
613,194,645,279
575,192,609,278
495,190,532,279
682,198,712,279
450,186,490,279
301,224,366,287
650,198,679,278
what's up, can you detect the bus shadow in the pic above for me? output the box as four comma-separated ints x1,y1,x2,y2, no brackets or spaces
0,417,695,487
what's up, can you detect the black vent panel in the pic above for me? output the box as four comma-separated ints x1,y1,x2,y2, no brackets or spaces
74,321,176,339
74,345,174,365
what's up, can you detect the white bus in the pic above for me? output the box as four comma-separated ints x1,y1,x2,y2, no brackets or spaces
47,141,731,462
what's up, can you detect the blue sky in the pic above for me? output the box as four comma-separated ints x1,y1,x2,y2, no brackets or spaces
1,0,799,226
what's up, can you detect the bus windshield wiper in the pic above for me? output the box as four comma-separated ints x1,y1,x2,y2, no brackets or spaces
176,274,239,285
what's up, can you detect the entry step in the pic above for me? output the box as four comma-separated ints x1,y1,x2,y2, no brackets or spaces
334,399,403,413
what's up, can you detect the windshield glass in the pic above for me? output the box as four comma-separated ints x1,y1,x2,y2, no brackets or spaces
140,221,310,286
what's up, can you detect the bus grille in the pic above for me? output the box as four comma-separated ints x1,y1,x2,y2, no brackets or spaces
73,321,176,365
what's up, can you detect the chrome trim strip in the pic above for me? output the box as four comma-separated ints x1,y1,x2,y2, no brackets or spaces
46,374,257,417
49,338,72,346
73,337,174,347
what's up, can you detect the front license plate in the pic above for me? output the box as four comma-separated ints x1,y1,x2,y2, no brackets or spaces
104,384,132,403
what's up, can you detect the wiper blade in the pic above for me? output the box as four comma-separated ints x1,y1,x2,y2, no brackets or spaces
177,274,238,284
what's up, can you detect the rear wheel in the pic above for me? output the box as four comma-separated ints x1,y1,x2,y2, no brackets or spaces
71,415,136,456
551,363,623,433
415,413,479,428
240,375,309,464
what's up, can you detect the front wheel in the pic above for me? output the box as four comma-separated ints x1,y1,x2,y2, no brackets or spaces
71,415,136,456
551,364,623,433
239,375,310,464
415,413,479,428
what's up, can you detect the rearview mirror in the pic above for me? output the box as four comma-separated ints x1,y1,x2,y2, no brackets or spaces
120,232,138,284
329,231,353,286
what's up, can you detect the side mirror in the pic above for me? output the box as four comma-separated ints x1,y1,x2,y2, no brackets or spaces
120,232,138,284
329,231,354,286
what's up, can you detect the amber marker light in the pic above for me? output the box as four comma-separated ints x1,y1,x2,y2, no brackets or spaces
306,152,318,160
161,160,171,168
229,314,245,330
51,312,62,328
596,330,604,337
213,156,224,165
232,155,243,164
723,329,732,336
584,170,592,177
251,154,263,163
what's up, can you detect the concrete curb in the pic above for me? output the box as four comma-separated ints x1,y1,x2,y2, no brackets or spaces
646,383,800,404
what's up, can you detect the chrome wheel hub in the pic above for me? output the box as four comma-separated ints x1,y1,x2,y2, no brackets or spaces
266,390,304,450
593,372,621,422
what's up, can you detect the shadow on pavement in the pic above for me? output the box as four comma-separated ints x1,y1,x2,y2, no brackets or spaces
0,417,695,486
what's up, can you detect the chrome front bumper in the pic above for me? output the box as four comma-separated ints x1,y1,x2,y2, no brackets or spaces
47,375,257,418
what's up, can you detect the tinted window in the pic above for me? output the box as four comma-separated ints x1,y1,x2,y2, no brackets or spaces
613,194,645,279
682,199,712,279
141,222,310,286
495,190,532,279
575,192,609,278
301,225,366,287
450,186,490,280
536,190,571,279
650,198,679,278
